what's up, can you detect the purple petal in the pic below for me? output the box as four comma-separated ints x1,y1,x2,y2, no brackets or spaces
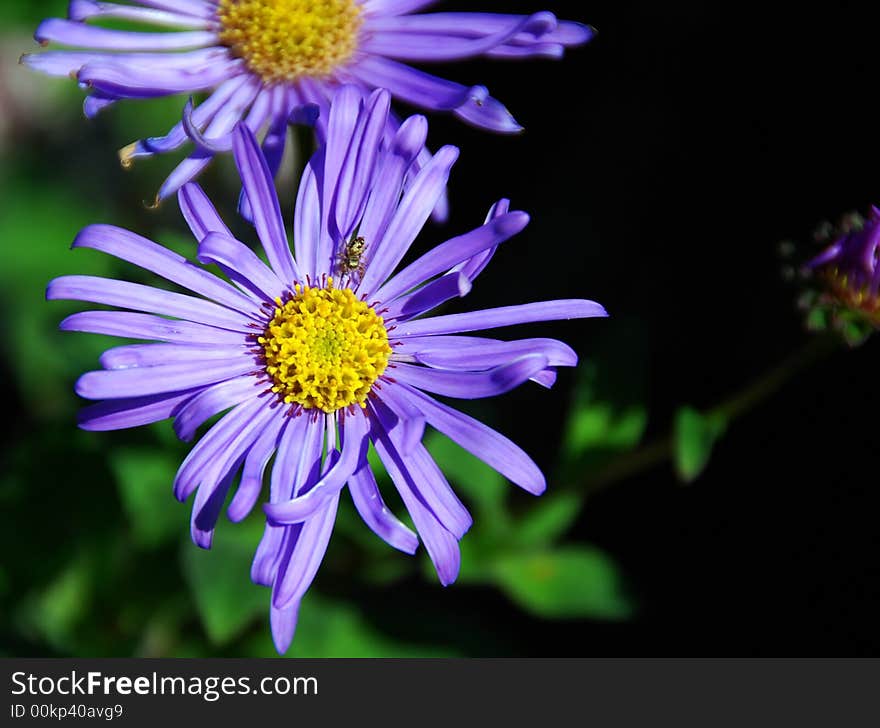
270,603,300,655
264,408,369,524
359,145,459,295
77,389,197,431
72,224,258,317
383,271,471,322
333,89,391,240
373,381,426,455
232,124,301,284
173,395,268,502
395,299,609,338
362,12,558,61
396,383,546,495
369,410,460,585
399,335,578,370
390,354,549,399
178,182,233,241
375,209,529,303
347,461,419,554
271,492,339,609
48,275,253,332
197,232,286,302
59,310,245,345
172,377,265,442
100,343,249,370
76,359,256,400
347,56,522,133
228,414,286,523
35,19,216,51
68,0,212,29
357,113,428,253
371,398,471,538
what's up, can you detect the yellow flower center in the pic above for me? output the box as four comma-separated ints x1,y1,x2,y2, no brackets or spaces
217,0,363,84
258,282,391,413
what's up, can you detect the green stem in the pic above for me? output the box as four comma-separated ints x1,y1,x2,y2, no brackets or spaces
584,334,839,495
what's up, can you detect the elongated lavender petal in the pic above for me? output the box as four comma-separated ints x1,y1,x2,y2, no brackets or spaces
100,343,249,370
172,377,264,442
347,462,419,554
67,1,213,29
134,0,214,18
72,224,258,317
272,492,339,609
313,85,363,273
375,210,528,303
453,199,509,282
232,124,300,284
371,399,471,538
374,382,426,455
59,311,245,345
264,409,369,524
399,336,578,370
362,12,557,61
173,395,267,502
189,399,277,547
197,232,286,302
383,271,471,322
190,466,238,549
396,299,608,338
347,56,522,133
357,114,428,251
390,354,549,399
333,89,390,240
76,359,256,400
78,56,240,98
178,182,233,241
48,275,252,332
369,410,460,585
35,19,217,51
359,144,459,294
228,414,286,523
362,0,440,16
77,389,197,431
270,603,300,655
396,383,546,495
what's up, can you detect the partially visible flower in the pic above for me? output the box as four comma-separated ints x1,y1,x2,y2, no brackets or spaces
802,206,880,344
47,86,606,653
24,0,593,205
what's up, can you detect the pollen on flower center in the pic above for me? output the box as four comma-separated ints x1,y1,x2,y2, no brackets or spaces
216,0,362,84
258,281,391,413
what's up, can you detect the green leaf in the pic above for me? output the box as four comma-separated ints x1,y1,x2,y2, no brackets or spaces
561,319,649,474
15,552,94,651
110,448,187,549
514,492,582,548
181,519,267,646
674,407,727,482
491,547,633,620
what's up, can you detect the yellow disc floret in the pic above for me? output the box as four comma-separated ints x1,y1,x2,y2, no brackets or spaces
217,0,363,84
259,282,391,413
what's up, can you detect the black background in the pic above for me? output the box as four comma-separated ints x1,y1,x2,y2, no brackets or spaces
407,0,880,655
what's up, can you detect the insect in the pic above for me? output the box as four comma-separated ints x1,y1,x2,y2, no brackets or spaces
337,236,367,278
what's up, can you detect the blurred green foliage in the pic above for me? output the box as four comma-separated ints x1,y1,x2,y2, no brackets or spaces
674,408,727,483
0,6,656,658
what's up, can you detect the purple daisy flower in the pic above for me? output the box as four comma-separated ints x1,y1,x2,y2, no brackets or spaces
24,0,593,205
47,86,606,653
806,206,880,325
